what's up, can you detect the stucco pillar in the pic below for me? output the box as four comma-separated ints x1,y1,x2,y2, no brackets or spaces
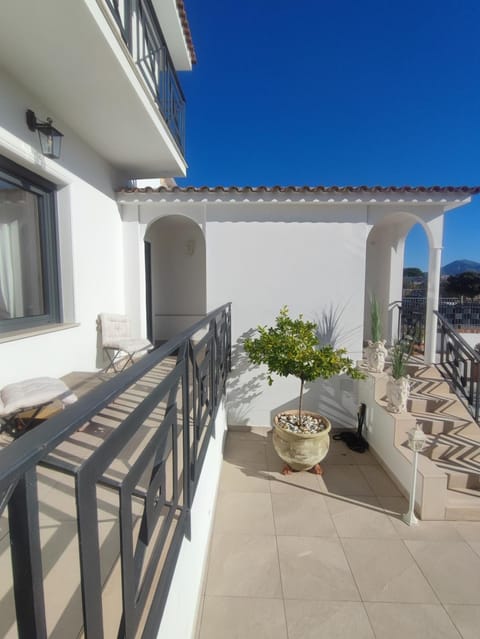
424,246,442,364
122,204,148,338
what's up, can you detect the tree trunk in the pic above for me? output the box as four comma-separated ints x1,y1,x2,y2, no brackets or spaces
298,378,304,423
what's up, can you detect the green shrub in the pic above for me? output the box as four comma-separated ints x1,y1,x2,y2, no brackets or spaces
244,306,365,420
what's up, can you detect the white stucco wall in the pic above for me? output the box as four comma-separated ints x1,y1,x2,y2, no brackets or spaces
157,400,227,639
0,68,128,385
204,203,368,428
459,331,480,350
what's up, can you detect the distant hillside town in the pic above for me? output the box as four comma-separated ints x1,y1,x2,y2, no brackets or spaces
402,259,480,334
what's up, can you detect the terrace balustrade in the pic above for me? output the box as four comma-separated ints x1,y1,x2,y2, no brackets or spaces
105,0,186,154
436,312,480,423
0,303,231,638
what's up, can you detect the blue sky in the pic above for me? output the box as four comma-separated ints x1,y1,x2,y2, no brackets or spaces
177,0,480,271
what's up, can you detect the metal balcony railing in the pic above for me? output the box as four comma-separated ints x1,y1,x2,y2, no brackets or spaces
436,312,480,423
105,0,186,154
0,304,231,638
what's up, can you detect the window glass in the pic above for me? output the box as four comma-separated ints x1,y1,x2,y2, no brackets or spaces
0,158,60,332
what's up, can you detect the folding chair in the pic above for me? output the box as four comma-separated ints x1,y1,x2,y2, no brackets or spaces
99,313,153,373
0,377,77,438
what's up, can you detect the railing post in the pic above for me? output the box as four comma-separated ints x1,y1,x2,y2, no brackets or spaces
8,469,47,639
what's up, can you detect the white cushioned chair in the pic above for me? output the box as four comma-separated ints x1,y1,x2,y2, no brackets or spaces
0,377,77,438
99,313,153,372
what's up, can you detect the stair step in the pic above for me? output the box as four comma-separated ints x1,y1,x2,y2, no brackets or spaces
422,425,480,489
411,414,460,435
445,488,480,521
407,395,457,414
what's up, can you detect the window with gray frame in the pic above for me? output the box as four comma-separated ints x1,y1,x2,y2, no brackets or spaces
0,156,60,332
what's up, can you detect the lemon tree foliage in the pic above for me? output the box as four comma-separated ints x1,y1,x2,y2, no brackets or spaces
244,307,365,419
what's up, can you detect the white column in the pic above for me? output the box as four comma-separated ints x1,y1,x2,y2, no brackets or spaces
424,246,442,364
122,204,148,338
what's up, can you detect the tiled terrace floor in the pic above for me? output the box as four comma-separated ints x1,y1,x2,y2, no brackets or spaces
196,428,480,639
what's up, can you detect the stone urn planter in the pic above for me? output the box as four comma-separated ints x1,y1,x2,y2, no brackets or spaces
366,339,388,373
273,410,331,473
385,337,414,413
386,375,410,413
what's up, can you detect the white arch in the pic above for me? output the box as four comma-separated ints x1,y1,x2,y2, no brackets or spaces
145,214,207,342
364,208,444,362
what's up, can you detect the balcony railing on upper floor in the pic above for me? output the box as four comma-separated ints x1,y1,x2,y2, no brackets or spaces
0,304,231,638
105,0,186,154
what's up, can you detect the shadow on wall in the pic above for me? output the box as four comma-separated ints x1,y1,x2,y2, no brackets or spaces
227,329,264,426
314,302,362,352
229,307,362,429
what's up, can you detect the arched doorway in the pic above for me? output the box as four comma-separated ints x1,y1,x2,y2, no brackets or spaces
145,215,206,344
363,213,431,349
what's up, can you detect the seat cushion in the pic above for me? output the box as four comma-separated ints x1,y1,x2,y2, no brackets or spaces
0,377,77,417
110,338,153,354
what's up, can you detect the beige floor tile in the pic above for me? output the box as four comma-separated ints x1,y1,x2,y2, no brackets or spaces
206,533,282,598
219,461,271,493
444,604,480,639
277,536,360,601
269,469,324,496
380,498,464,540
214,492,275,535
326,495,398,538
365,603,462,638
359,465,402,496
271,492,336,537
320,465,375,496
342,538,438,603
405,540,480,604
454,521,480,542
223,437,268,468
377,495,409,515
199,596,288,639
227,426,272,439
0,534,16,638
466,541,480,558
285,600,374,639
325,440,376,466
393,519,464,541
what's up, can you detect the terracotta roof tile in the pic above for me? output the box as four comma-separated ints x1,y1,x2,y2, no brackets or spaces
119,185,480,195
176,0,197,65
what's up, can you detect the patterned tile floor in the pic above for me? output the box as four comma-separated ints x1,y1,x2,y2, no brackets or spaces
196,428,480,639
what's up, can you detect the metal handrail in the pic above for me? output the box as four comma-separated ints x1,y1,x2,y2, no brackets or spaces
104,0,186,153
0,303,231,638
435,311,480,422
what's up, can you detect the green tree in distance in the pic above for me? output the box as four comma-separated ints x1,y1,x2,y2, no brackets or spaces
403,267,424,278
444,272,480,300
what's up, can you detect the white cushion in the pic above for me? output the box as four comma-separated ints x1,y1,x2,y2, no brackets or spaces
112,337,153,354
100,313,131,345
0,377,77,417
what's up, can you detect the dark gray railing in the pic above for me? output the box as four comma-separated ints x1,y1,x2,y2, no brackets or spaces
401,297,480,330
436,311,480,422
105,0,186,153
0,303,231,638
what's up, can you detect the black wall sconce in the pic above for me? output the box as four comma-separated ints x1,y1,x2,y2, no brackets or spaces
26,109,63,159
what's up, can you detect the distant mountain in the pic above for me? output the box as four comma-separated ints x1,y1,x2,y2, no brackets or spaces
441,260,480,276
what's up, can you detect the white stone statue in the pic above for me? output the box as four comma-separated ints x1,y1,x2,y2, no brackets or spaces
366,340,388,373
386,375,410,413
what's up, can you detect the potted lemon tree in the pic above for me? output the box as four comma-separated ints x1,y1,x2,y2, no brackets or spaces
244,307,365,475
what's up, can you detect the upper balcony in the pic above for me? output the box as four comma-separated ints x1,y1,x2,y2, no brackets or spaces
0,0,194,178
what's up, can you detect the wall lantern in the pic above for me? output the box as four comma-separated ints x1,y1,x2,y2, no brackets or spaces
26,109,63,159
402,423,427,526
